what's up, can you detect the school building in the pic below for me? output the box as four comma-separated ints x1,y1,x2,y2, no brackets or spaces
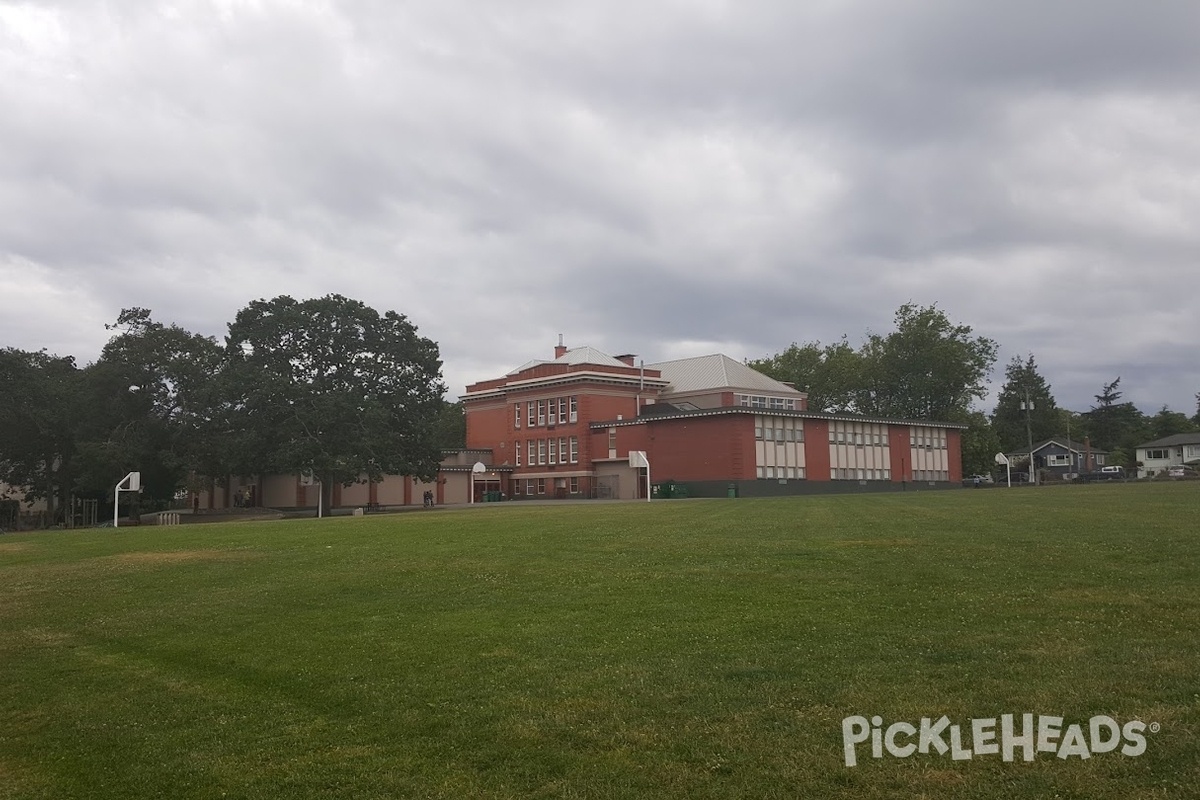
460,340,965,500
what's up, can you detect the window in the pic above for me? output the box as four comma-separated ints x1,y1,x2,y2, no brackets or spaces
570,477,579,493
757,466,766,479
515,441,521,466
548,400,556,425
1047,454,1070,467
608,428,616,450
559,398,567,423
755,425,764,441
569,437,579,463
512,481,521,495
515,403,521,428
527,401,535,427
526,479,535,495
559,438,567,464
538,439,546,465
569,396,577,423
528,440,535,464
548,438,557,465
1146,448,1169,460
537,479,546,495
537,400,546,426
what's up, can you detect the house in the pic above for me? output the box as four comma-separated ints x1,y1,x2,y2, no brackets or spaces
1136,433,1200,479
1002,438,1108,481
460,340,966,499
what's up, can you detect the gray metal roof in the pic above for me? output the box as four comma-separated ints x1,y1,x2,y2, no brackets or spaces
507,346,631,375
647,354,803,397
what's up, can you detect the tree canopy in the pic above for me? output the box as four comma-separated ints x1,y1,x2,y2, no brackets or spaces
753,303,998,422
222,295,446,513
991,355,1061,451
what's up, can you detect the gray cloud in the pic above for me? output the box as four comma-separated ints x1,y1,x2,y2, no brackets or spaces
2,1,1198,416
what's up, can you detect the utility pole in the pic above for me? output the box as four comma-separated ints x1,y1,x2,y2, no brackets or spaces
1021,389,1035,485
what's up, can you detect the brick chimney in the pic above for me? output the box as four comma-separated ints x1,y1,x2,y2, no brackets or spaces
615,354,637,367
554,334,566,359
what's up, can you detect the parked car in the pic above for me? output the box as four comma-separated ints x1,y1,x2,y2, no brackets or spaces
1167,466,1197,479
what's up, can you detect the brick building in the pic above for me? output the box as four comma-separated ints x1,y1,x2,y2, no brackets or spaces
461,341,965,500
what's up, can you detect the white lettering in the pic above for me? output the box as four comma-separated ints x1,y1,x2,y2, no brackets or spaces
919,715,951,755
1089,716,1121,754
871,716,883,759
949,724,973,761
885,722,917,758
1121,721,1147,757
1037,716,1063,753
1056,724,1090,760
842,716,869,767
1001,713,1035,762
972,718,998,756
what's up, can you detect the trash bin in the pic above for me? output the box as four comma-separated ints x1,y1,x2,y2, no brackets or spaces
727,483,738,498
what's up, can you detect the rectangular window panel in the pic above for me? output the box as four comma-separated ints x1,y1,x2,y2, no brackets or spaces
569,396,577,423
548,402,556,425
515,403,521,428
526,479,534,495
548,439,556,464
570,477,579,493
569,437,579,463
537,400,546,426
537,479,545,495
528,440,536,463
527,401,535,427
558,398,567,421
538,439,546,465
515,441,521,466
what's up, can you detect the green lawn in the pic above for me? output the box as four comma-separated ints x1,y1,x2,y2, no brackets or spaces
1,484,1197,799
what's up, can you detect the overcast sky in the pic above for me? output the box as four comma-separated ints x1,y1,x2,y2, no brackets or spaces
3,1,1198,416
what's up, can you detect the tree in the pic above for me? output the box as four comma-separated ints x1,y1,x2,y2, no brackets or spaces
853,303,998,420
70,309,226,509
1147,405,1198,439
748,338,862,413
991,355,1060,451
433,400,467,450
1085,378,1146,453
959,411,1003,477
0,348,83,521
222,295,446,515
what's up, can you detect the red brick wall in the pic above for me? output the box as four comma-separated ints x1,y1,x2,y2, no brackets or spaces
804,419,831,481
465,402,508,450
946,428,963,482
888,426,911,482
647,415,754,481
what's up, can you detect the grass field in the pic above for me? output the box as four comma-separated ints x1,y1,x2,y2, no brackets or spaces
2,483,1198,799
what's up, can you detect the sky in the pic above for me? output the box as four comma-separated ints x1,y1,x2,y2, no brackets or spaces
3,0,1198,416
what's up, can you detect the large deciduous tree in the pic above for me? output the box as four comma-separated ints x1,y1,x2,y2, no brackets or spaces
747,338,862,413
991,355,1060,451
0,348,83,521
71,308,226,509
222,294,446,514
853,303,998,421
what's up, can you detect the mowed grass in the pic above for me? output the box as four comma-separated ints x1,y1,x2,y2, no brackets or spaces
1,484,1198,799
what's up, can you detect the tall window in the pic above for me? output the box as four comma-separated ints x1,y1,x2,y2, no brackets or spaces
569,436,579,463
537,400,546,426
559,438,567,464
558,398,567,423
515,441,521,466
548,400,557,426
569,396,578,423
528,440,536,464
527,401,535,427
548,439,557,465
514,403,521,428
538,439,546,465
